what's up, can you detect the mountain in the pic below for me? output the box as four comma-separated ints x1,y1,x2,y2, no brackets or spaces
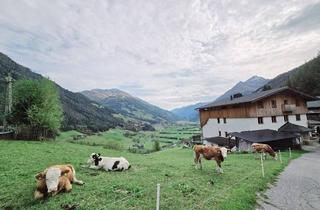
215,76,269,101
81,89,178,125
0,52,124,132
256,55,320,95
171,102,206,122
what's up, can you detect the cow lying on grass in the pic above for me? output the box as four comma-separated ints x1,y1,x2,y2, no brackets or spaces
193,145,228,173
87,153,131,171
251,143,278,160
34,164,84,199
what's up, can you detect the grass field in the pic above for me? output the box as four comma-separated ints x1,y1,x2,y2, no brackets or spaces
0,131,303,210
67,125,201,153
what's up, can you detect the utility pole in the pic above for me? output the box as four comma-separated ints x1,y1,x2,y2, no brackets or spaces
3,72,12,131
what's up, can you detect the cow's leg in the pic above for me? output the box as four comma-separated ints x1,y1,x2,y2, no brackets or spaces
34,190,44,199
215,159,223,173
194,152,201,169
89,165,100,170
73,177,84,185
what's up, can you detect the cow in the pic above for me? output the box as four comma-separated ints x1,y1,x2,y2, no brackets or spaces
87,153,131,171
193,145,228,173
251,143,278,160
34,164,84,199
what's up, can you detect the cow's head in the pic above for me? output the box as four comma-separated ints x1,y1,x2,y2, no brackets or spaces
45,167,70,194
220,147,228,159
87,153,102,166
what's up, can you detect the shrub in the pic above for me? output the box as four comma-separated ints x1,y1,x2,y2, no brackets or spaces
153,140,161,151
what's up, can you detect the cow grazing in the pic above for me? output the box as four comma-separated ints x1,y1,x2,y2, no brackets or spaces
251,143,278,160
34,164,84,199
87,153,131,171
193,145,228,173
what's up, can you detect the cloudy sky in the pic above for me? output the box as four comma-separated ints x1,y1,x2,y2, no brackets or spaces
0,0,320,109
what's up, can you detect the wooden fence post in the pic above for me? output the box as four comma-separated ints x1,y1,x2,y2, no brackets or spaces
260,154,265,178
289,147,292,159
156,183,160,210
278,150,282,163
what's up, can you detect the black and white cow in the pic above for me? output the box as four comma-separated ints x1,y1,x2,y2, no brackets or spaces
87,153,131,171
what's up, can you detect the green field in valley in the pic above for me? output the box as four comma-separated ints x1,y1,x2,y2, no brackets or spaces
0,129,303,210
67,125,201,153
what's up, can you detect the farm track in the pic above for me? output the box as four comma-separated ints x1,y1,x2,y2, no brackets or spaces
258,144,320,210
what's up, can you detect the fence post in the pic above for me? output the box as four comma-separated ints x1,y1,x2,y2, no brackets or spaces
260,154,265,178
156,183,160,210
289,147,292,159
278,150,282,163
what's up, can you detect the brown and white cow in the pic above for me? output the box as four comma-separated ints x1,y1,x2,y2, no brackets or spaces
193,145,228,173
251,143,278,160
34,164,84,199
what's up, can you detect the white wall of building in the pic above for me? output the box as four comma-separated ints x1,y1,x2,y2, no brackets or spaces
202,114,308,139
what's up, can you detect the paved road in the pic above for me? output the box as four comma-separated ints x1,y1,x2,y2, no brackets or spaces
258,145,320,210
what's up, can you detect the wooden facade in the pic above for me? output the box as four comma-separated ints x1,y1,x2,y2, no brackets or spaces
199,91,309,127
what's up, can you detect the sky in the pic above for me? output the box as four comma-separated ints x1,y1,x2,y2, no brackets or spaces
0,0,320,110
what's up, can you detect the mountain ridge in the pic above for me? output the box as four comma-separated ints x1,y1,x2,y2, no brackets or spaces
80,88,178,126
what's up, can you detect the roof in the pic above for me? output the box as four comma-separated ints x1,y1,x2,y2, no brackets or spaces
198,87,316,110
278,122,312,133
204,136,236,147
307,100,320,108
229,129,298,143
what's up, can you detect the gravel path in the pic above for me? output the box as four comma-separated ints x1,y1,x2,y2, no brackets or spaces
258,145,320,210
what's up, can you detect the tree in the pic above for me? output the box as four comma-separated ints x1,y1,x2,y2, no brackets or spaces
11,79,63,139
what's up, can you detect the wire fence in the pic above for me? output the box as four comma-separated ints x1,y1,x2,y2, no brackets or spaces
88,149,293,210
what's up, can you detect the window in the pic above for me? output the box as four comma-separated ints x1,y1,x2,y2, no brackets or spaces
296,114,301,121
225,132,228,137
296,99,300,107
284,115,289,122
219,131,221,136
271,116,277,123
284,99,288,105
257,101,264,109
258,117,264,124
217,118,220,124
223,118,227,124
271,100,277,108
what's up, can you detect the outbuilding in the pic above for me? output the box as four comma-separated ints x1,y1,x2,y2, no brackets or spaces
230,129,300,151
278,122,312,142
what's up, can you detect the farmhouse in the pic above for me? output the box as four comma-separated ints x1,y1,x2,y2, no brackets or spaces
198,87,316,139
230,129,300,151
307,100,320,131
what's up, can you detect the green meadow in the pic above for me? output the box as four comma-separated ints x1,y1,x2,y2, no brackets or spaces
0,128,302,210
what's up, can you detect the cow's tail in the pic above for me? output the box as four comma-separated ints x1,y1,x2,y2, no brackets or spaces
68,165,85,185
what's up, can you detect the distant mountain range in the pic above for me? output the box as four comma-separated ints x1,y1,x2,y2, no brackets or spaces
172,76,269,121
215,76,269,101
171,102,206,122
0,52,124,132
81,89,178,126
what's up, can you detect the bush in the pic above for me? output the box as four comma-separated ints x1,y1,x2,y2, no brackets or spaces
153,140,161,151
103,141,123,150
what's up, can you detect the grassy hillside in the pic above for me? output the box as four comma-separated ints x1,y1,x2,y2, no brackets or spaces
81,89,178,126
0,134,302,210
0,52,124,132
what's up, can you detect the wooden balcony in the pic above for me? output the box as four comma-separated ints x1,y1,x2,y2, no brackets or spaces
282,104,296,113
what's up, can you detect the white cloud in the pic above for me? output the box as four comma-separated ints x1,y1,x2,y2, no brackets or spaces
0,0,319,109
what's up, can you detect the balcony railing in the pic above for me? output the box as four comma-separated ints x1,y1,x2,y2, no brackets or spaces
282,104,296,113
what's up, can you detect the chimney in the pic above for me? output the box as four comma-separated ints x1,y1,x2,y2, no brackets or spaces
230,95,233,100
